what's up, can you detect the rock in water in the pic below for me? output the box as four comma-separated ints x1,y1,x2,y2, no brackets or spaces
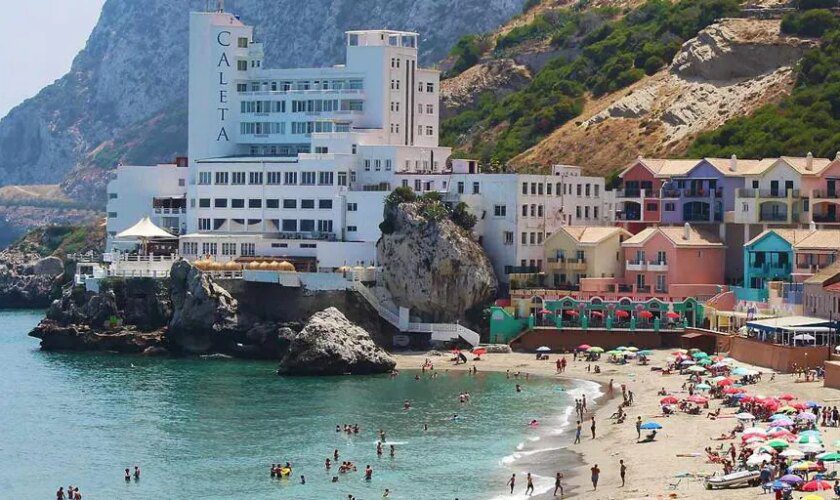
278,308,395,376
377,202,498,322
168,260,239,354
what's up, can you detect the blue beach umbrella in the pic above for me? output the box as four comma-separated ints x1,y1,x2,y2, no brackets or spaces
640,421,662,430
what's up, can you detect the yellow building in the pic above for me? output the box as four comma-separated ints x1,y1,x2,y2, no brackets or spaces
544,226,631,289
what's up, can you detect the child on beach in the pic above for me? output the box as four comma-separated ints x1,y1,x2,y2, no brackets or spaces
574,421,582,444
553,472,563,496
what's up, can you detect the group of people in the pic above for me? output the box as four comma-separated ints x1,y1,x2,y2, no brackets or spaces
336,424,360,434
55,486,82,499
269,462,292,478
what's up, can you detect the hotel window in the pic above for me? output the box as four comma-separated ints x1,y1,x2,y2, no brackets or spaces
347,203,358,211
374,159,382,171
282,219,297,231
402,179,409,188
457,182,464,194
190,199,195,208
231,199,245,208
267,172,281,185
284,172,297,185
576,206,581,218
318,172,334,185
236,83,247,92
385,160,392,171
546,183,552,196
646,202,658,211
426,126,433,136
337,172,348,186
414,179,422,191
537,233,544,244
240,243,255,257
300,219,315,231
522,205,528,217
318,220,334,232
283,199,297,209
248,199,262,208
215,172,228,185
249,172,263,185
426,83,434,92
584,206,590,218
198,218,211,231
752,180,759,189
107,212,117,218
319,199,333,209
347,226,357,232
232,172,246,185
300,243,317,249
472,182,480,194
585,184,591,197
364,160,371,171
214,199,227,208
530,205,536,217
503,231,514,245
237,60,248,71
426,104,434,114
417,104,423,114
594,206,599,219
530,183,537,195
199,198,210,208
522,183,528,195
198,172,211,185
494,205,506,217
529,233,536,245
576,184,582,196
221,243,236,256
594,185,600,196
418,82,424,92
538,205,544,217
536,183,543,196
301,172,316,185
664,202,675,212
521,232,527,245
266,199,279,209
301,199,315,209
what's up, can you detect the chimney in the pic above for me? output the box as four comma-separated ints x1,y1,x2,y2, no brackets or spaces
806,152,814,171
729,154,737,172
683,222,691,240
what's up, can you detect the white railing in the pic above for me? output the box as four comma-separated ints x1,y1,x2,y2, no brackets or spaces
352,281,401,327
407,322,480,347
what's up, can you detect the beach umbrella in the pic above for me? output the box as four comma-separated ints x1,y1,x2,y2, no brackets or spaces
789,461,819,472
606,350,622,356
686,365,707,373
686,395,708,404
640,421,662,430
747,453,773,466
780,448,805,459
817,452,840,462
626,346,639,352
772,417,795,427
590,310,604,318
744,436,766,445
536,346,551,352
680,359,696,366
716,378,734,386
472,348,488,356
732,367,757,376
660,396,678,405
692,351,709,359
723,387,744,395
672,349,688,354
638,350,653,357
565,309,579,317
766,439,791,450
797,412,818,422
802,480,832,492
800,443,825,453
587,346,604,353
736,412,756,420
666,311,680,319
616,346,628,351
697,358,712,366
539,308,553,315
778,394,796,401
802,495,825,500
805,401,820,408
772,480,792,491
577,344,591,351
769,430,796,440
638,310,653,319
695,383,711,391
743,427,767,435
614,310,629,318
779,474,804,485
800,430,822,438
777,406,797,414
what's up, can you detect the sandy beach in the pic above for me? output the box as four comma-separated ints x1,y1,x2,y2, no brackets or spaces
394,350,840,499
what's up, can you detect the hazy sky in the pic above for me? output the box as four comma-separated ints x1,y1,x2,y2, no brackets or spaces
0,0,105,118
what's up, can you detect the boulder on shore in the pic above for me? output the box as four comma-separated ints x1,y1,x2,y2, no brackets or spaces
377,201,498,322
29,320,165,353
278,307,395,376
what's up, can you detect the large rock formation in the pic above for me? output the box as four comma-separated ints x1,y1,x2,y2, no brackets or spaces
278,308,395,376
377,202,498,322
0,0,527,203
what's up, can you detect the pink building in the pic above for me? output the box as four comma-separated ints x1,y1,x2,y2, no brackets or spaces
579,224,727,301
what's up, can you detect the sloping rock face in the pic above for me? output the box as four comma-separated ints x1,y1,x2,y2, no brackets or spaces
0,252,64,308
0,0,527,202
278,308,395,376
441,59,531,118
511,18,817,174
376,202,498,322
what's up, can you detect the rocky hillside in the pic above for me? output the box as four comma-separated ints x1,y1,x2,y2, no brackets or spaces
440,0,831,175
0,0,527,204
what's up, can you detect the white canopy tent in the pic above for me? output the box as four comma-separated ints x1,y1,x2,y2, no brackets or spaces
115,217,175,254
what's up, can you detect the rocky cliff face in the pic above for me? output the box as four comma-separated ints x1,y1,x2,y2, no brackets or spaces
278,307,395,376
510,18,816,174
0,0,526,201
377,202,498,322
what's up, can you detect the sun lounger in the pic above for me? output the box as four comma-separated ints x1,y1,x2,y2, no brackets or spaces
667,478,681,489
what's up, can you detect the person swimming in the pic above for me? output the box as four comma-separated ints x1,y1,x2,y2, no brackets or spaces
529,419,539,426
124,468,131,481
365,465,373,480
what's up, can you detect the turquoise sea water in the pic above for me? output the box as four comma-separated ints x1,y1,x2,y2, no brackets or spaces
0,310,593,499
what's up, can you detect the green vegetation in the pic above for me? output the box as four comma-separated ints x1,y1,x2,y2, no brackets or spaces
781,9,839,37
688,28,840,159
796,0,838,9
441,0,741,164
446,35,484,77
11,224,105,257
380,189,476,233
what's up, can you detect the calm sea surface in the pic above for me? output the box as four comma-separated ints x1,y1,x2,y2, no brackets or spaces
0,310,591,499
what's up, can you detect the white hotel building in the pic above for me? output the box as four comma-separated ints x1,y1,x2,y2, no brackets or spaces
105,7,615,283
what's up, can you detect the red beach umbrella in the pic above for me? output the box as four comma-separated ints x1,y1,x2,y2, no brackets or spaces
687,395,708,404
578,344,591,351
471,348,487,356
638,310,654,319
614,310,629,318
778,394,796,401
723,387,744,394
590,311,604,318
717,378,734,386
660,396,678,405
565,309,579,316
802,480,832,492
540,309,553,315
666,312,680,319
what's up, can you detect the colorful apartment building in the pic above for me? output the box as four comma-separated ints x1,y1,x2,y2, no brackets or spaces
542,226,631,289
736,229,811,301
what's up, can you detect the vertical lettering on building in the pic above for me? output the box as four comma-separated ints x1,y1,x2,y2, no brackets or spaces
216,31,231,142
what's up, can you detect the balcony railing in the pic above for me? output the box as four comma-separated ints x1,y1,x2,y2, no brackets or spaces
759,212,788,222
812,213,840,223
647,260,668,271
636,285,651,293
812,189,840,199
626,260,646,271
738,188,800,199
153,207,186,215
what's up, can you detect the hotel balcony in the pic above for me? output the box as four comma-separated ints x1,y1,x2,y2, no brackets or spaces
616,188,657,200
626,260,646,271
546,258,587,272
736,188,801,200
662,187,723,199
811,189,840,200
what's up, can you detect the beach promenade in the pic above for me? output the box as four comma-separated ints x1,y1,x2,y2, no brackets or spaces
394,350,840,499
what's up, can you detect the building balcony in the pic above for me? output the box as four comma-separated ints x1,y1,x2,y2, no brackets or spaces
812,213,840,224
626,260,646,271
636,285,651,293
758,212,791,222
647,260,668,272
153,207,187,215
737,188,800,199
811,189,840,200
749,263,792,276
547,258,587,272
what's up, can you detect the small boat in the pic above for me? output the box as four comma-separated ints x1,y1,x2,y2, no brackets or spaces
704,470,761,489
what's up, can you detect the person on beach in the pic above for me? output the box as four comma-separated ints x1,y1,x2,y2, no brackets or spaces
365,465,373,480
553,472,563,496
635,416,642,440
383,488,390,497
590,416,596,439
574,421,582,444
124,468,131,481
516,384,522,393
376,441,383,456
390,444,395,457
619,459,627,487
525,472,534,495
590,464,600,490
507,473,516,494
334,449,340,460
56,487,65,500
582,394,587,414
300,475,306,484
325,458,332,469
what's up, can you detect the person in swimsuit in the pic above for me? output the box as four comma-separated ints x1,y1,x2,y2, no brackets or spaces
124,468,131,481
590,464,600,490
591,417,596,439
553,472,563,496
390,444,395,457
56,487,65,500
133,466,140,480
525,473,534,495
620,459,627,487
365,465,373,480
507,473,516,494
